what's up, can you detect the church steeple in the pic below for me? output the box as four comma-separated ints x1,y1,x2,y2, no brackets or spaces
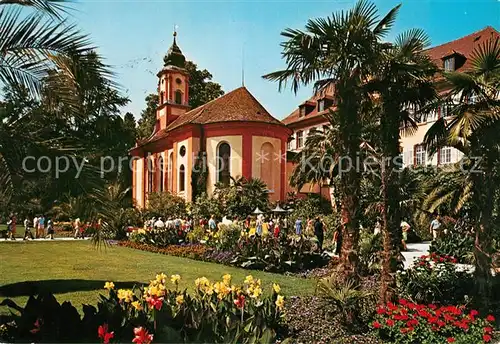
163,31,186,68
156,29,190,132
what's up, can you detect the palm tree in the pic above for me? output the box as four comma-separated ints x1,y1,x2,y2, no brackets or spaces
424,37,500,304
365,28,437,302
0,0,113,204
264,0,401,281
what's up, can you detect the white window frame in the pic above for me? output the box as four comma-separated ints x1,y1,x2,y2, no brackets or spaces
296,130,304,149
444,57,455,72
415,145,426,166
439,147,452,165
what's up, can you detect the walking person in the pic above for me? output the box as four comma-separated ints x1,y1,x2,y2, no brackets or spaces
314,216,324,251
255,214,263,236
295,217,303,236
6,215,16,240
400,219,411,251
23,216,34,240
429,214,442,241
333,227,343,256
73,218,81,239
38,215,46,238
208,215,217,233
45,219,55,239
33,215,39,238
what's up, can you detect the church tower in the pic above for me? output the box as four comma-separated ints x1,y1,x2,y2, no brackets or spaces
156,31,190,131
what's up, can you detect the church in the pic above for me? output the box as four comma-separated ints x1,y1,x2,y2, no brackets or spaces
130,32,292,208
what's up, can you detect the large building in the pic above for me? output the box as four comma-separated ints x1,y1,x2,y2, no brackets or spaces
130,32,291,207
283,26,499,181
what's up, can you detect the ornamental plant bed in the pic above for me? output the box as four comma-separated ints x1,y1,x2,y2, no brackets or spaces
372,299,496,343
0,273,286,343
118,241,211,261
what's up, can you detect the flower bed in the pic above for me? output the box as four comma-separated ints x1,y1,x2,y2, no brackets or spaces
118,241,211,261
372,299,495,343
0,273,286,343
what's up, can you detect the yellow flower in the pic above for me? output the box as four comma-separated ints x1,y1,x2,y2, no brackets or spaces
176,295,184,305
275,295,285,309
132,301,143,311
138,228,146,234
222,274,232,286
251,286,262,299
117,289,134,303
104,281,115,290
195,277,210,289
170,274,181,285
205,284,214,295
255,279,262,286
156,273,167,284
273,283,281,294
244,275,254,285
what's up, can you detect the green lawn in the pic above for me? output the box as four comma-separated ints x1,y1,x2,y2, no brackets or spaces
0,241,315,313
0,224,26,238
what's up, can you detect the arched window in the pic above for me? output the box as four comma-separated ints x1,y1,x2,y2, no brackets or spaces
168,152,173,191
260,143,274,191
147,157,154,193
175,90,183,105
158,156,164,192
179,164,185,192
217,142,231,186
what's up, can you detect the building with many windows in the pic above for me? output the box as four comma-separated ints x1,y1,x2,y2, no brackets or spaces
283,26,499,192
130,32,291,207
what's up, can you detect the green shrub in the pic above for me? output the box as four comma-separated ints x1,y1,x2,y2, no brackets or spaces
397,253,474,305
144,192,186,219
429,231,474,264
190,193,223,221
129,228,185,247
209,223,242,251
358,230,383,275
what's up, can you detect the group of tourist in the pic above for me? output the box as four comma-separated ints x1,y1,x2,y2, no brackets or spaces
3,214,55,240
146,217,193,232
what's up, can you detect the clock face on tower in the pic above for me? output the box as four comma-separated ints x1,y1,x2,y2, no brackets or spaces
176,78,182,85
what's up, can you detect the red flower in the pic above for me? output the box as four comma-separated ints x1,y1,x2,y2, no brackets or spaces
399,299,408,306
447,338,455,343
437,320,446,328
98,323,114,344
146,296,163,310
387,302,397,311
234,294,246,309
486,315,495,322
400,327,414,334
444,314,455,322
470,310,479,317
483,334,492,343
30,318,42,334
428,304,437,310
132,327,153,344
372,321,381,329
376,306,386,315
386,319,395,327
484,327,493,333
407,303,417,310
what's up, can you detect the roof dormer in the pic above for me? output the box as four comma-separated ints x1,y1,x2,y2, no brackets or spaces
441,51,466,72
298,100,315,118
317,95,334,112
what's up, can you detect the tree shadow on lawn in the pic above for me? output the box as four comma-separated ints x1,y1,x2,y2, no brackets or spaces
0,279,145,297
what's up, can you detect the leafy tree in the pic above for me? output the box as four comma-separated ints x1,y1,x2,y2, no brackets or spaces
185,61,224,109
264,0,402,282
190,193,223,221
424,36,500,303
136,93,158,140
145,192,187,219
136,61,224,140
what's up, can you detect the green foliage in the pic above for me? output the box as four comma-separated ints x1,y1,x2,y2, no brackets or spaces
397,254,474,305
231,235,328,273
358,230,383,275
317,276,375,327
287,194,332,224
209,224,242,251
214,177,269,219
145,192,187,219
135,93,158,141
429,232,474,264
130,227,185,246
191,193,223,221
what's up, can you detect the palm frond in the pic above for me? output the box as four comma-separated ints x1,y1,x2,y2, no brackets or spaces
373,3,401,38
0,0,69,20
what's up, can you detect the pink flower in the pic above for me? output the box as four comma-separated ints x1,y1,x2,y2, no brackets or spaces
234,294,246,309
30,318,42,334
98,323,114,344
132,327,153,344
486,315,495,322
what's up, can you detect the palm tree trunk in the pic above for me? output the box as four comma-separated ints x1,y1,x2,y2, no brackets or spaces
379,112,402,303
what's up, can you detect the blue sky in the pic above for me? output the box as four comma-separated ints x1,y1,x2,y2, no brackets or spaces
73,0,499,120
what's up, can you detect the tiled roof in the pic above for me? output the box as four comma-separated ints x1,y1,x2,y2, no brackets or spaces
136,87,286,147
424,26,499,72
282,26,499,126
282,85,334,126
166,86,284,130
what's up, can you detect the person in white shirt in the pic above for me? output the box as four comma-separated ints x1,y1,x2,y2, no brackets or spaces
154,217,165,229
33,216,39,238
429,215,442,240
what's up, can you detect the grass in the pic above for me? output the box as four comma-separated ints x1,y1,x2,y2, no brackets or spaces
0,241,316,313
